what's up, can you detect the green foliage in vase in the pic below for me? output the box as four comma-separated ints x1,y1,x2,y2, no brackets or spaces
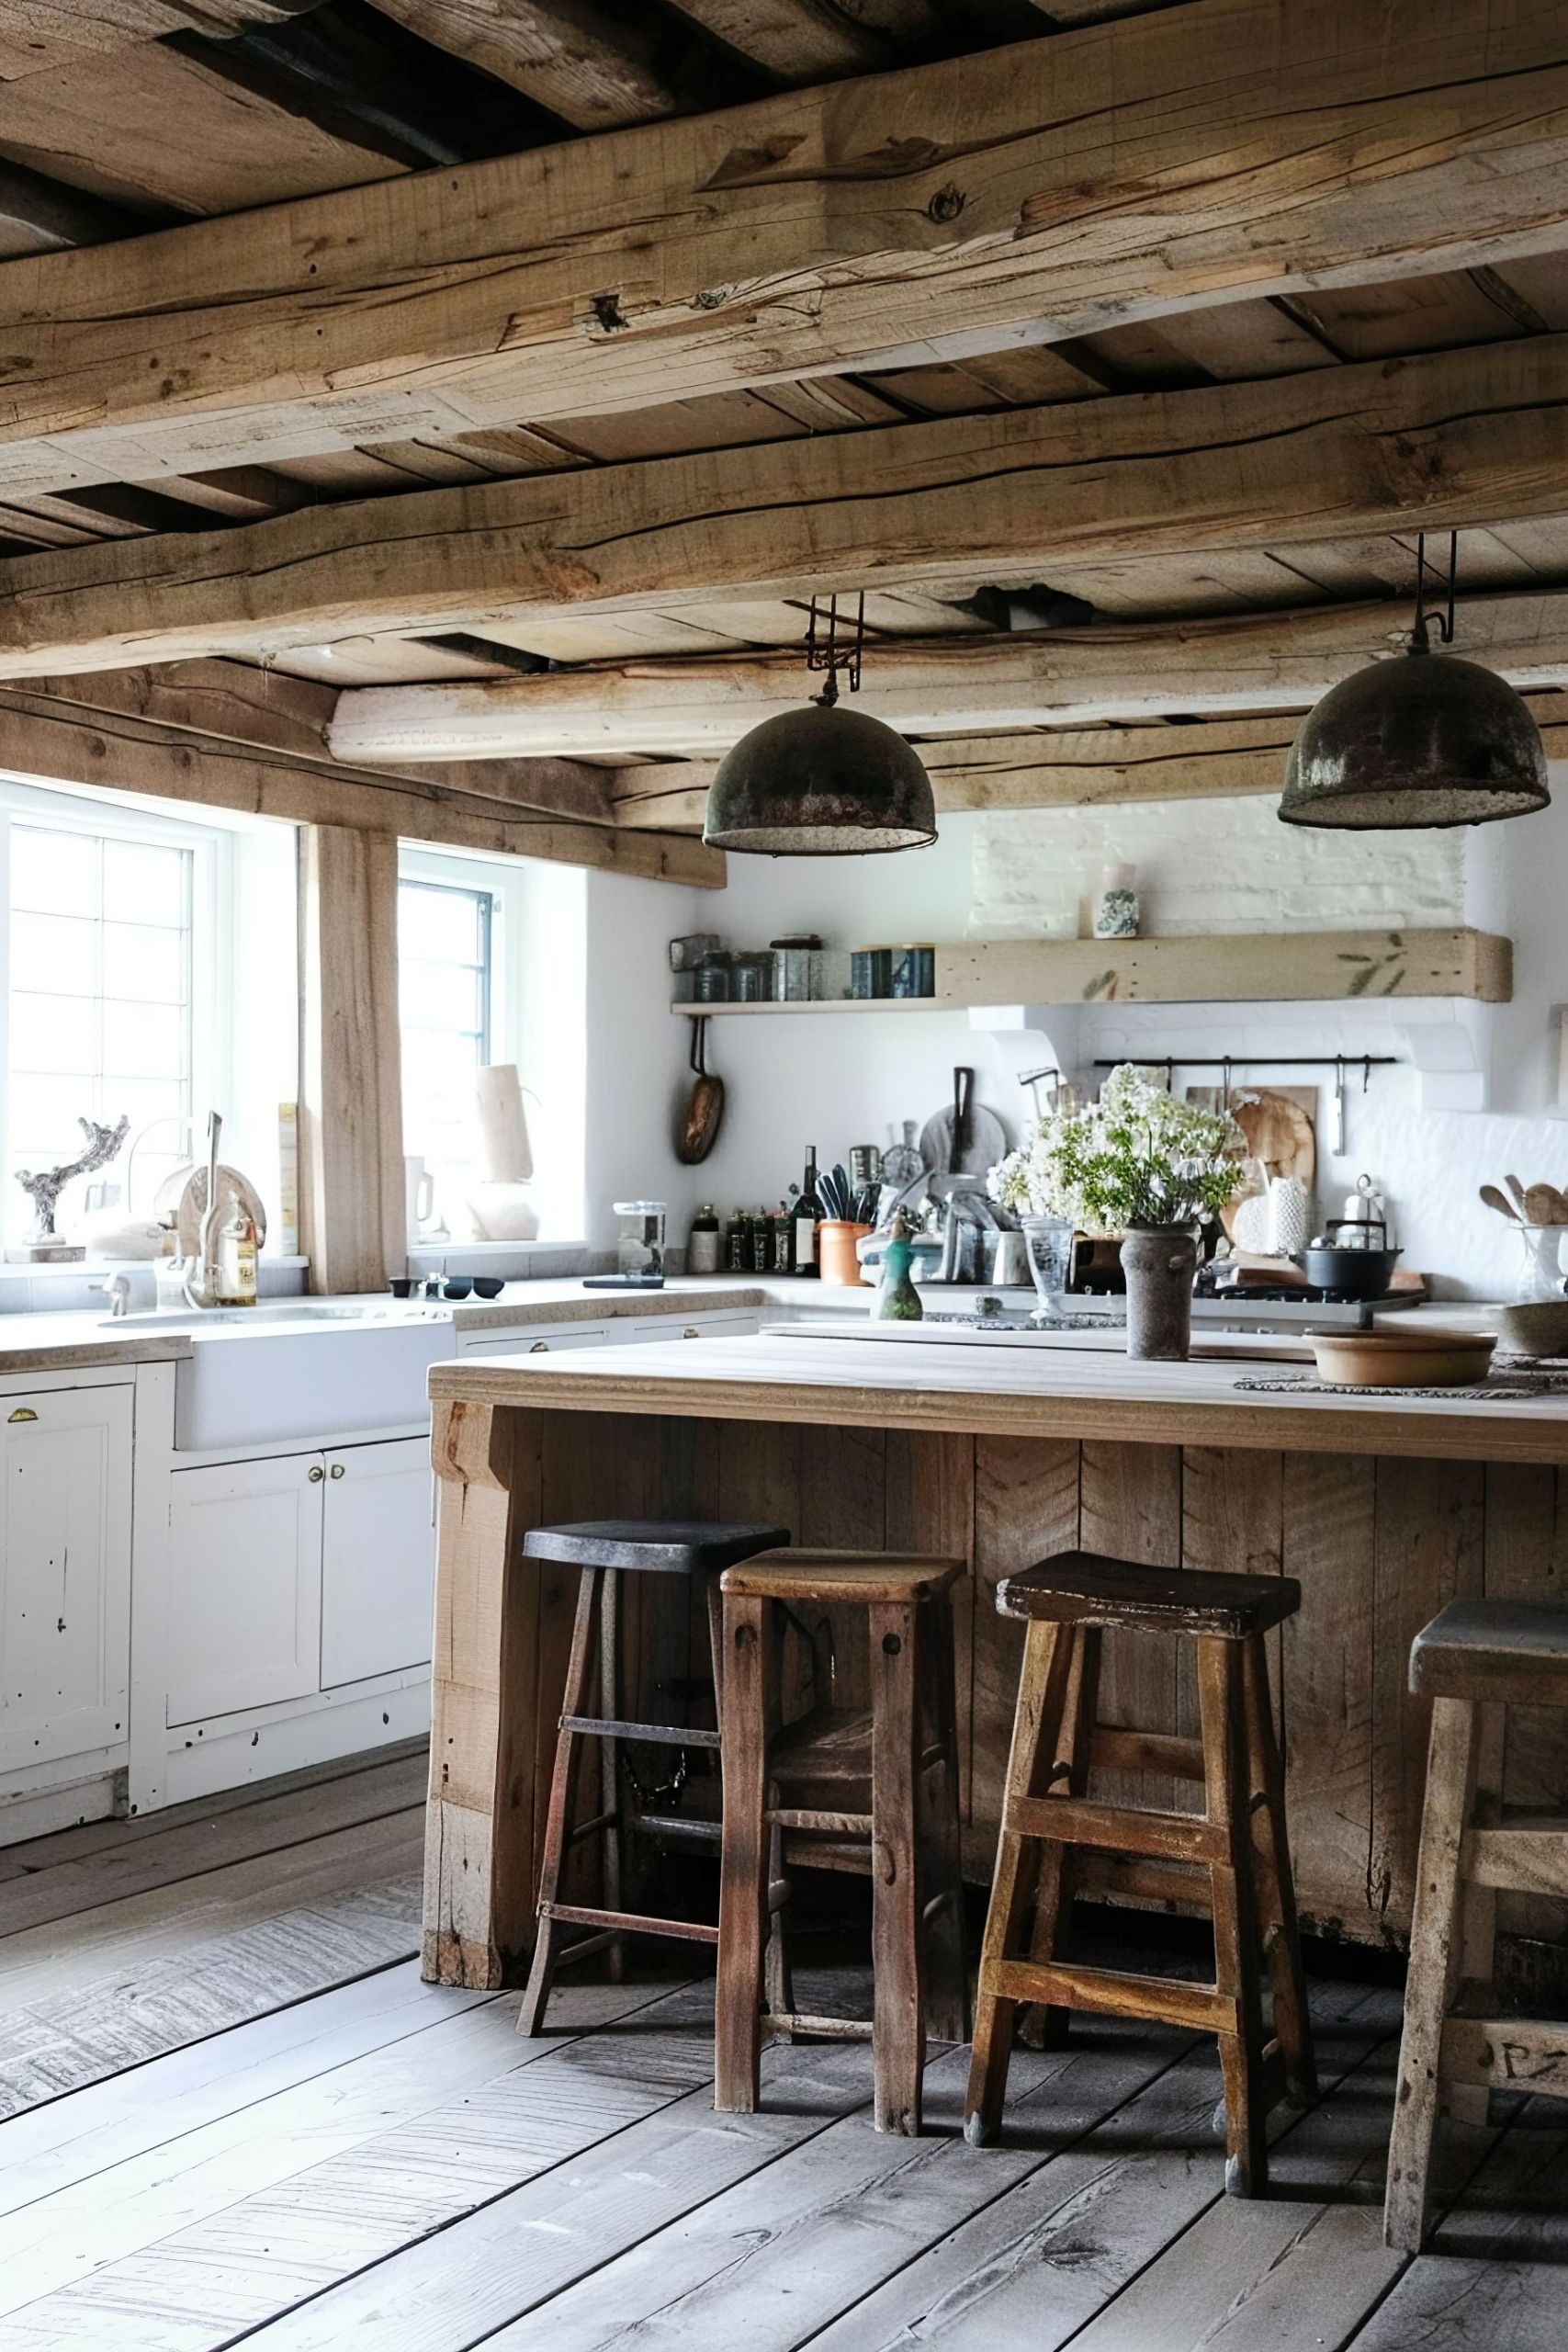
987,1062,1247,1233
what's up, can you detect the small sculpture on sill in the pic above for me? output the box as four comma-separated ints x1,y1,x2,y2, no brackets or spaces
8,1114,130,1263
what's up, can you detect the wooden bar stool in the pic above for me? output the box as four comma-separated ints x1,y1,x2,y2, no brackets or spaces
715,1547,967,2135
1386,1598,1568,2250
518,1518,787,2037
965,1551,1315,2195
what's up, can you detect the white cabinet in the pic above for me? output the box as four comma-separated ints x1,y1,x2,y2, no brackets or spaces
167,1435,437,1724
626,1311,760,1342
320,1438,434,1687
167,1453,323,1724
1,1384,132,1772
455,1321,609,1358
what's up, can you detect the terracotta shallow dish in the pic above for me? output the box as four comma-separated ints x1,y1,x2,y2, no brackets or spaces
1310,1330,1496,1388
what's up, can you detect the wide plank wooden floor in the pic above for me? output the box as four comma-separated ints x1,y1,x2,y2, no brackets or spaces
0,1746,1561,2349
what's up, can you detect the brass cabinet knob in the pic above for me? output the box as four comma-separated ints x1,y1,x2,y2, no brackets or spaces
6,1406,38,1423
330,1462,346,1478
529,1340,550,1352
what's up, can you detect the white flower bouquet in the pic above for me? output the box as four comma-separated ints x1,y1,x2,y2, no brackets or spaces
987,1062,1247,1233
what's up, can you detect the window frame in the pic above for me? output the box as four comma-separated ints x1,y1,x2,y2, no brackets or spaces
0,776,230,1236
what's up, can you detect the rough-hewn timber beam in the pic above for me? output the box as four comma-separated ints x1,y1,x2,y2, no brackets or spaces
0,685,720,883
608,695,1568,827
7,335,1568,682
0,0,1564,492
331,590,1568,760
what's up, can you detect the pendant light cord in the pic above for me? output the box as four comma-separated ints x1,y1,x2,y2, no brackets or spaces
1412,531,1457,653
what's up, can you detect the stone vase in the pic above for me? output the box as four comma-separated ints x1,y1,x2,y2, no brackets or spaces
1121,1224,1200,1361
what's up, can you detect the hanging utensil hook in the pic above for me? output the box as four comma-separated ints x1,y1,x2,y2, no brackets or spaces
1413,530,1457,651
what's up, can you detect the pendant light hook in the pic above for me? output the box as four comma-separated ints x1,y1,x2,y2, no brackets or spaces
1412,531,1457,654
807,592,865,708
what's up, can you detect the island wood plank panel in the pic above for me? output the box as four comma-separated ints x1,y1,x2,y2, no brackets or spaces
425,1389,1568,1984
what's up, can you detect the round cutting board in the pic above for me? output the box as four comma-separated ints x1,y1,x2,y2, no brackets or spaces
919,1101,1008,1179
174,1166,269,1255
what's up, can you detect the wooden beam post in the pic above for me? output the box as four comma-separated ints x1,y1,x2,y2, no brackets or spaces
298,824,406,1297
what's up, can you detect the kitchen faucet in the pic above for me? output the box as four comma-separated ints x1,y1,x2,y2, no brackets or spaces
94,1272,131,1317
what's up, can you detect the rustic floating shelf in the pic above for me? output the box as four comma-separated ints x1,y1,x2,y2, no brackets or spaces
671,928,1512,1012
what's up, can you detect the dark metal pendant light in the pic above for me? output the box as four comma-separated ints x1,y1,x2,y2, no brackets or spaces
1279,533,1550,831
703,595,938,855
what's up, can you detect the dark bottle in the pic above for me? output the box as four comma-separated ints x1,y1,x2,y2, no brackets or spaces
774,1198,795,1276
749,1212,771,1274
725,1208,749,1272
794,1148,822,1277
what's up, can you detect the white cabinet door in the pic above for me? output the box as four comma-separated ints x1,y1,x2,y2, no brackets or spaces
167,1453,323,1725
320,1438,434,1688
1,1385,133,1770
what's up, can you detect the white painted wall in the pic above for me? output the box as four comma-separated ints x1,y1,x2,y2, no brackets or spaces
588,766,1568,1299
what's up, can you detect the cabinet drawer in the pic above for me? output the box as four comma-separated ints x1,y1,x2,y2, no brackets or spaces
625,1312,760,1342
167,1454,322,1725
456,1323,609,1357
321,1438,435,1688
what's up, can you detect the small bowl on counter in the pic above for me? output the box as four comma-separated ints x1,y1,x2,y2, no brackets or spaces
1310,1329,1497,1387
1495,1298,1568,1361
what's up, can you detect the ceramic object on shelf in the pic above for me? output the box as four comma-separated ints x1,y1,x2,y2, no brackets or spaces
1516,1223,1568,1300
1311,1330,1496,1387
1092,864,1139,939
1121,1224,1199,1361
818,1219,872,1286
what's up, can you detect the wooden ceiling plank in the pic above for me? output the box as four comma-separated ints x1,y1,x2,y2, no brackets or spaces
0,3,316,82
325,592,1568,760
359,1,685,131
6,330,1568,677
1,0,1566,490
660,0,887,81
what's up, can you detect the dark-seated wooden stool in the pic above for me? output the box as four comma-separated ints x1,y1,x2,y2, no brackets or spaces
716,1548,967,2135
1387,1598,1568,2250
965,1552,1316,2194
518,1518,787,2036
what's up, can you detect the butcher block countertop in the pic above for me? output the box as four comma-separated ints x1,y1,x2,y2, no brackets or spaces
428,1326,1568,1465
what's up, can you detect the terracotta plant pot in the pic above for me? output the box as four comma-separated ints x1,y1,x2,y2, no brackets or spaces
818,1220,873,1286
1121,1224,1200,1361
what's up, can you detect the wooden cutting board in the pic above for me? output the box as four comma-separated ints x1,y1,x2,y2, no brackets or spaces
1190,1084,1316,1245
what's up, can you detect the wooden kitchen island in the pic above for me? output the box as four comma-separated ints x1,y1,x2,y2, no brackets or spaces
423,1330,1568,1999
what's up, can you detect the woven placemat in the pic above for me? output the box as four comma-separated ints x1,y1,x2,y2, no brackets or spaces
1234,1372,1568,1401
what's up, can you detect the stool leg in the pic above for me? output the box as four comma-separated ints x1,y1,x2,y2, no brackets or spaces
716,1590,774,2113
1450,1702,1506,2126
1023,1624,1101,2052
918,1589,966,2046
870,1598,925,2134
600,1566,624,1985
1198,1634,1268,2196
1241,1633,1316,2104
706,1574,792,2024
1385,1696,1480,2252
518,1565,601,2038
964,1618,1075,2145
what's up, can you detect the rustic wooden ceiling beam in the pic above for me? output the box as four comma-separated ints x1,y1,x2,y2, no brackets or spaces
0,0,1564,492
0,2,321,82
4,332,1568,681
18,657,618,823
0,680,711,878
329,587,1568,760
661,0,888,81
607,695,1568,827
360,0,691,130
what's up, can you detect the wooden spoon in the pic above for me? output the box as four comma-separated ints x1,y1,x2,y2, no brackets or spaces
1526,1182,1568,1227
1480,1183,1520,1220
1506,1173,1529,1216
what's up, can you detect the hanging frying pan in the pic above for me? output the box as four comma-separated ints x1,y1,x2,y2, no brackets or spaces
676,1015,725,1164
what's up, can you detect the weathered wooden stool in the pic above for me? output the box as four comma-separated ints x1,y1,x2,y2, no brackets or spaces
518,1518,787,2037
1386,1598,1568,2250
965,1552,1316,2194
715,1547,967,2135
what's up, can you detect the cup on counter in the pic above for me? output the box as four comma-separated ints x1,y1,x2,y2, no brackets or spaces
818,1220,873,1286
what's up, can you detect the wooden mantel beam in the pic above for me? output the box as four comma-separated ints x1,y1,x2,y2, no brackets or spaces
9,335,1568,682
0,0,1565,493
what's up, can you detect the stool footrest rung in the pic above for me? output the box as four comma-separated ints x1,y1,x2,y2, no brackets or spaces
637,1813,722,1844
1461,1824,1568,1895
765,1807,874,1838
1004,1792,1225,1864
566,1809,617,1846
540,1900,719,1946
1441,2012,1568,2096
989,1956,1238,2036
550,1929,621,1972
559,1714,720,1749
761,2010,874,2043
